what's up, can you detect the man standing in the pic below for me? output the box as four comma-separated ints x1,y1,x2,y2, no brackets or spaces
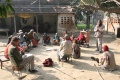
8,36,37,73
94,19,104,53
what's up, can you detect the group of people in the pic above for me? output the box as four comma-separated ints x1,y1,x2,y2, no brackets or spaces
56,19,117,71
91,19,117,71
42,30,85,61
4,29,40,73
3,19,117,75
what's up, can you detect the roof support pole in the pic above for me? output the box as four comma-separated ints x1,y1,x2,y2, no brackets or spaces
14,16,17,33
36,15,38,33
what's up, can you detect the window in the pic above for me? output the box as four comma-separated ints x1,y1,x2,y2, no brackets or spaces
61,16,72,25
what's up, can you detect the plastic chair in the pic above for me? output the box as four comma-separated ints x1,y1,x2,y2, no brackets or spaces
60,54,72,67
12,63,29,79
0,55,10,69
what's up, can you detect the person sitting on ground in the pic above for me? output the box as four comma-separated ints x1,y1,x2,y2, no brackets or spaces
17,29,23,36
8,36,38,73
24,32,31,47
33,32,40,42
53,33,60,45
28,29,34,40
72,39,81,59
63,30,68,38
19,32,28,51
70,34,75,42
77,32,86,46
61,30,71,41
91,45,117,71
42,33,50,45
31,31,40,47
57,35,72,61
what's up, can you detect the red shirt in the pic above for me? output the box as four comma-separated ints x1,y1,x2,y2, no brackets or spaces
77,34,86,42
4,43,21,59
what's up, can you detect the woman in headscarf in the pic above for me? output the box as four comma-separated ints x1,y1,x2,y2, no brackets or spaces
91,45,117,71
31,32,40,47
72,39,81,59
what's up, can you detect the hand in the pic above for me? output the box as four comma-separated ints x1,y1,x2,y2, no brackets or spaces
98,63,101,66
20,48,25,53
97,29,99,31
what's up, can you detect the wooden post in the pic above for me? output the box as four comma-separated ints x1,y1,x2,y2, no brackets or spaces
14,16,16,33
36,15,38,33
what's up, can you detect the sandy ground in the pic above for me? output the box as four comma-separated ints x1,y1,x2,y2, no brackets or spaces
0,33,120,80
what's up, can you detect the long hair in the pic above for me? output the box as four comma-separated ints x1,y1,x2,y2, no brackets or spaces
98,19,102,27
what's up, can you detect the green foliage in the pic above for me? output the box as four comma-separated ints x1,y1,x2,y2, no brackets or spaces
0,0,14,18
101,1,118,8
76,23,92,30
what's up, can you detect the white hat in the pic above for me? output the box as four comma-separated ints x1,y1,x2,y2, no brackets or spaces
19,30,23,33
30,29,34,32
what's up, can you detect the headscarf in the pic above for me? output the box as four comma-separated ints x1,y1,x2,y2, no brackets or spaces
103,45,109,52
77,32,85,40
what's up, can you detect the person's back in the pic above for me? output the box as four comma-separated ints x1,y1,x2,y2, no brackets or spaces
33,32,39,41
28,30,34,40
19,34,26,44
72,42,81,59
77,33,86,41
60,40,72,56
72,39,81,58
104,51,117,70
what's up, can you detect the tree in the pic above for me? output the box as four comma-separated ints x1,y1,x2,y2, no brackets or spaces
71,0,93,30
79,0,120,14
0,0,14,18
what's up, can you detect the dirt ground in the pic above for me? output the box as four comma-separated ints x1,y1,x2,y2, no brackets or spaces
0,33,120,80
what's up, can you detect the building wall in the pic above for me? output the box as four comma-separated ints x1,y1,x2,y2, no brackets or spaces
1,13,75,34
57,13,75,36
104,18,120,32
103,13,120,34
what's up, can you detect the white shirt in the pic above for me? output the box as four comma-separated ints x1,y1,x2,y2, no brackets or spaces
59,40,72,58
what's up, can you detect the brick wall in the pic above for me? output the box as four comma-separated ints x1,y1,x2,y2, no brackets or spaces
103,18,120,32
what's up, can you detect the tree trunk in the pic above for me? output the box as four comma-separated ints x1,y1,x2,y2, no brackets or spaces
117,14,120,28
86,14,90,30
